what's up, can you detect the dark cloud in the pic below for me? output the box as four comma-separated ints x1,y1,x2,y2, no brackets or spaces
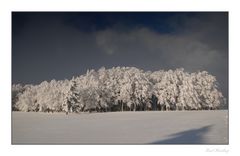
12,12,228,99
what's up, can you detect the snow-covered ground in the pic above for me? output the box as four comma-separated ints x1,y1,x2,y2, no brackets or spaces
12,110,228,144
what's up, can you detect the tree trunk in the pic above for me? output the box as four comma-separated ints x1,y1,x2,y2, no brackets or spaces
121,101,123,112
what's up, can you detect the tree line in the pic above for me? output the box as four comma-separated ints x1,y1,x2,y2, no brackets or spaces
12,67,226,113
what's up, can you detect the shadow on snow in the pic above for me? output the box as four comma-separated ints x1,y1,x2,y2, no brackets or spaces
150,125,213,144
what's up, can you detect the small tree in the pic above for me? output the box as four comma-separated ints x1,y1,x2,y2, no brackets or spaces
63,79,80,114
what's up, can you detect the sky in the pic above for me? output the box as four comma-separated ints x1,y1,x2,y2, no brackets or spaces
12,12,228,98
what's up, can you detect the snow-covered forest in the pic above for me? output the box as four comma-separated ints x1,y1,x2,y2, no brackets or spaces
12,67,226,113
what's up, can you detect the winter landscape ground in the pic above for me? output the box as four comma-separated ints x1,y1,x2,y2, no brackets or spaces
12,110,228,144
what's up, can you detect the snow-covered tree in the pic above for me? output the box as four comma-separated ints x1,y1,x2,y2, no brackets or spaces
12,84,26,111
12,66,226,113
15,85,38,112
63,79,80,113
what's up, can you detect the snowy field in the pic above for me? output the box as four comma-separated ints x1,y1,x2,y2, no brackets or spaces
12,110,228,144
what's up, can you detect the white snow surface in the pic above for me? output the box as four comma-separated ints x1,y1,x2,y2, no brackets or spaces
12,110,228,144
